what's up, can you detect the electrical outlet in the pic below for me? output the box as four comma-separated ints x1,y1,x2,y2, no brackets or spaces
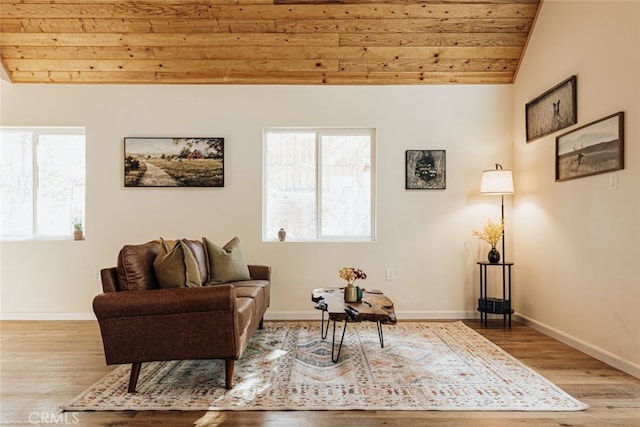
94,271,101,283
385,267,394,281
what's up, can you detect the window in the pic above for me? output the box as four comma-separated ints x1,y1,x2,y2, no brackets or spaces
263,128,375,241
1,127,86,240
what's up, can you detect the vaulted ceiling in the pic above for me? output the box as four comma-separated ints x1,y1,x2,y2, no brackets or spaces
0,0,541,84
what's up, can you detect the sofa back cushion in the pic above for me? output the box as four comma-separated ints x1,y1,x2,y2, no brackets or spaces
203,236,251,284
182,239,208,285
117,241,162,291
153,239,202,289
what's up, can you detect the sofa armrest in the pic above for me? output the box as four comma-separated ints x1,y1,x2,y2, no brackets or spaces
93,284,235,320
100,267,119,293
248,265,271,281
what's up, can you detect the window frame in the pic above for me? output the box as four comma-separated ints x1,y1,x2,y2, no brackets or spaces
1,126,86,241
262,127,376,242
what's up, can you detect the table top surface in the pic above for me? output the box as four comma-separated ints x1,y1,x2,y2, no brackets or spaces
311,287,397,324
477,261,514,266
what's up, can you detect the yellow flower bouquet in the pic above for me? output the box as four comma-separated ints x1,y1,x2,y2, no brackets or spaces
472,219,504,248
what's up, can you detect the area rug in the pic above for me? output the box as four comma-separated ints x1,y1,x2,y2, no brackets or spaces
62,321,587,411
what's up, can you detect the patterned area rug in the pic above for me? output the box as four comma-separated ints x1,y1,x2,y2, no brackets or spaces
63,321,587,411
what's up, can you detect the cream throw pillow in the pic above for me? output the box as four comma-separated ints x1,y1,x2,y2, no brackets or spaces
153,239,202,289
203,236,251,284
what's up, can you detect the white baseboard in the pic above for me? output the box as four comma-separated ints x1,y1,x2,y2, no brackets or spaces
514,314,640,379
0,312,96,320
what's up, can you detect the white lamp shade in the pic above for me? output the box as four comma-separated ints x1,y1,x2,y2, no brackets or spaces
480,169,514,194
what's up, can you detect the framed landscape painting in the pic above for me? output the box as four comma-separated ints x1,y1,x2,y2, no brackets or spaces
555,112,624,182
526,75,577,142
124,137,224,187
405,150,446,190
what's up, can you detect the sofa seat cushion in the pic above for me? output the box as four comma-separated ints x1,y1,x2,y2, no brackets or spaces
232,283,268,313
235,297,256,335
233,285,264,300
234,279,270,304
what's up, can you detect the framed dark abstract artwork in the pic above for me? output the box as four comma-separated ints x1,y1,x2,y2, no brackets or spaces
405,150,446,190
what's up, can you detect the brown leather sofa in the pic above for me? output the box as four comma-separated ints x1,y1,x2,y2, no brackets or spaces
93,239,270,392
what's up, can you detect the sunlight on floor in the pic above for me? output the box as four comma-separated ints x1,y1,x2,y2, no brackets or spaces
266,349,287,361
194,349,289,425
194,412,227,426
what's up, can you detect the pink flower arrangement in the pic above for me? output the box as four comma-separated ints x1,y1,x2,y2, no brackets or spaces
339,267,367,285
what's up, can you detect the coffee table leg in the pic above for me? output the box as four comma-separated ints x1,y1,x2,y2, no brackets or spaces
320,310,330,340
377,321,384,348
331,320,348,363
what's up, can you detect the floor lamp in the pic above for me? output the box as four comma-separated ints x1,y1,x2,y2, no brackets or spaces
480,164,514,263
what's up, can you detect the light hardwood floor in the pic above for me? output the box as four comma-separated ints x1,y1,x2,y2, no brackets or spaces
1,320,639,426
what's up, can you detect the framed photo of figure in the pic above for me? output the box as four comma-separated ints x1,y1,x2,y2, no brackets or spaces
555,112,624,182
526,75,577,142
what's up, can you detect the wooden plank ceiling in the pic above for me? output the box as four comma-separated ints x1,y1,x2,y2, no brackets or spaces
0,0,541,85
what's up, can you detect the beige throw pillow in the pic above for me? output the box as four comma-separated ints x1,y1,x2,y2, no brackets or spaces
153,239,202,289
203,236,251,284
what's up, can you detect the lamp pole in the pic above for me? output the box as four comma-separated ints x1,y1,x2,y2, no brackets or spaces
501,193,505,264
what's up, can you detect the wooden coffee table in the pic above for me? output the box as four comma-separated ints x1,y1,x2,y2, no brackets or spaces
311,288,397,362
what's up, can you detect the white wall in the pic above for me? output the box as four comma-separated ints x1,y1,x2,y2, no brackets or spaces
0,83,513,319
513,0,640,376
